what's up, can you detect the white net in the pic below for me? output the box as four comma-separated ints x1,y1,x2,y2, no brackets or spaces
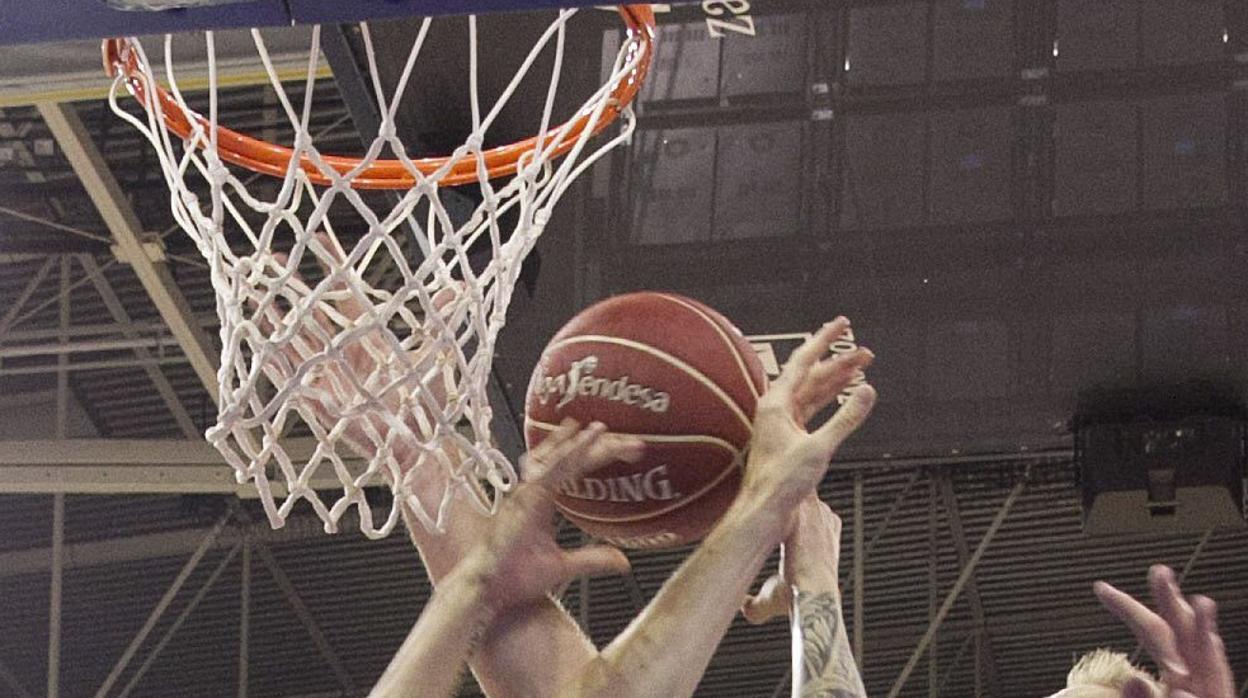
105,8,652,538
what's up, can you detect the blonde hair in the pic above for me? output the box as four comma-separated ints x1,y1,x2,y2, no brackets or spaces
1067,649,1161,692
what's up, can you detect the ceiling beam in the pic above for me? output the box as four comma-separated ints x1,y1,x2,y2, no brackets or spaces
0,510,328,579
887,474,1028,698
93,510,233,698
0,256,54,334
938,473,1002,697
0,439,1078,496
0,51,331,109
250,525,356,693
36,102,220,403
0,437,362,496
0,235,108,255
78,255,200,439
116,542,243,698
861,591,1248,654
1,318,211,344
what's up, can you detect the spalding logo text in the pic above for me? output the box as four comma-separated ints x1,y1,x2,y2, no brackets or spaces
559,464,682,503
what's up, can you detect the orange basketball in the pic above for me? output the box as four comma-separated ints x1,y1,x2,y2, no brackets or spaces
524,292,767,549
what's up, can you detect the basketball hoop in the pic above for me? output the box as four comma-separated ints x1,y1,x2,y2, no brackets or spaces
102,6,655,538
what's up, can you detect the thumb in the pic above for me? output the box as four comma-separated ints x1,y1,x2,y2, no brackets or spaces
813,384,876,453
560,545,631,581
742,574,792,625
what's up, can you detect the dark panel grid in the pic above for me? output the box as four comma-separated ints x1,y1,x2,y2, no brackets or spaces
1140,93,1229,210
1140,0,1228,67
931,0,1015,81
714,121,805,240
630,121,806,245
928,106,1015,224
1056,0,1139,72
846,2,929,86
1055,94,1229,217
720,13,810,98
1054,100,1139,216
840,111,927,229
639,21,722,104
629,126,716,244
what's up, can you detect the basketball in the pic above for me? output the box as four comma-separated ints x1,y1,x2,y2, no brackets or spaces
524,292,768,549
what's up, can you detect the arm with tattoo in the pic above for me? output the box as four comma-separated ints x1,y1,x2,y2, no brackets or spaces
795,589,867,698
743,496,867,698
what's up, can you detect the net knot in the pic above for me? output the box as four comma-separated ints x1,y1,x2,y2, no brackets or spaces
292,131,313,155
520,160,543,182
376,118,397,140
534,207,552,229
207,161,230,185
103,5,656,538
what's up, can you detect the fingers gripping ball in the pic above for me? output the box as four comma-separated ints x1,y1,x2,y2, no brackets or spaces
524,292,767,549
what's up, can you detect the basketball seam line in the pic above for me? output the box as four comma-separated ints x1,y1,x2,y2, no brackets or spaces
654,293,763,401
544,335,753,433
525,417,742,451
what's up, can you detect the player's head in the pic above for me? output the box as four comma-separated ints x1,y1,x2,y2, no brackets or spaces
1045,649,1162,698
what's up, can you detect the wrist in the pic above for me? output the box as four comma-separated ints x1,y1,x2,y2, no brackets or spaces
440,555,503,620
792,569,841,598
721,488,792,547
739,474,810,520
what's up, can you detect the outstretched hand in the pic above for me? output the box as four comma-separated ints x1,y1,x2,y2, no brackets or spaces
460,418,645,612
368,419,640,698
1094,565,1235,698
741,317,877,510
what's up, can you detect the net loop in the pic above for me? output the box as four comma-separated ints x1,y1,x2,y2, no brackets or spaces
104,6,654,538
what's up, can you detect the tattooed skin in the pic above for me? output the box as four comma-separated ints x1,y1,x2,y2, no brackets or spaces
798,592,867,698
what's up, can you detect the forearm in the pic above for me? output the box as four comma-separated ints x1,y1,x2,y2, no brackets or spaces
574,492,789,698
793,572,866,698
370,566,494,698
403,495,599,698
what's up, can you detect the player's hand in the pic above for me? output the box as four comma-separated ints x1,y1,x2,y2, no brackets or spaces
741,496,843,624
740,318,876,511
256,234,462,455
1094,565,1235,698
459,418,645,611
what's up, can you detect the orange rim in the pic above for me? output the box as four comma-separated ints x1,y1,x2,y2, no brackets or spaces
103,6,655,190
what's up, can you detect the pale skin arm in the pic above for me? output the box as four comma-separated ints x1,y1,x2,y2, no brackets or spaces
371,421,643,698
1094,565,1235,698
277,248,877,698
265,240,605,697
399,444,600,698
565,320,877,698
404,319,875,698
398,450,608,698
742,497,867,698
369,564,495,698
